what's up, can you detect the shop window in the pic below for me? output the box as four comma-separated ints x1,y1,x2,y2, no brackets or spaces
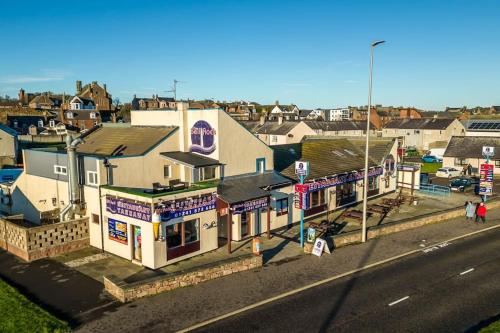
200,166,216,181
454,158,468,166
87,171,98,185
166,223,182,248
310,190,326,207
275,198,288,216
54,165,67,176
164,165,171,178
368,176,379,191
184,219,199,244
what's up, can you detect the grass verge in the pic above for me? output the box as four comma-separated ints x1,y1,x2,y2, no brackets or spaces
421,162,442,173
0,278,70,333
481,321,500,333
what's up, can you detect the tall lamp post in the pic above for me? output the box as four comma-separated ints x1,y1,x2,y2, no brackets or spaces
361,40,385,243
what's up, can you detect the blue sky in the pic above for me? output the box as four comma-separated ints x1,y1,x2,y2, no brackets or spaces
0,0,499,110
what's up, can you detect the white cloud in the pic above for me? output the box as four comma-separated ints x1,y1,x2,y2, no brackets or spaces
0,69,71,84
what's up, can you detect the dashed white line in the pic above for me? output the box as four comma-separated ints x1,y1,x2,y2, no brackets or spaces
388,296,410,307
460,268,474,275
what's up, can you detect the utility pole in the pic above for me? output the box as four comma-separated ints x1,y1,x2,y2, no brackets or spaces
361,40,385,243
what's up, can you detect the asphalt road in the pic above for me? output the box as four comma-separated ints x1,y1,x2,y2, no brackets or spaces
195,227,500,333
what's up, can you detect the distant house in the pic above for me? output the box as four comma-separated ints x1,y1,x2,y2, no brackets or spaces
462,120,500,137
265,101,300,121
6,115,53,135
382,118,465,150
443,136,500,175
75,80,113,111
240,118,315,146
0,124,19,167
131,95,176,110
69,96,95,110
58,110,101,131
28,93,63,110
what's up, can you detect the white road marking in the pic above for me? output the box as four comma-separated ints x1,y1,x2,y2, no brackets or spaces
460,268,474,275
388,296,410,307
176,223,500,333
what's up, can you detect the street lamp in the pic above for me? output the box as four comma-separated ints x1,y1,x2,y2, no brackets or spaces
361,40,385,243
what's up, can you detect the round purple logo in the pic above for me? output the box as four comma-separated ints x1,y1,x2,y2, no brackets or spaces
190,120,216,155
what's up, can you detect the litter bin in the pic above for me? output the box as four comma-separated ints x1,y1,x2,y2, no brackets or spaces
252,237,261,256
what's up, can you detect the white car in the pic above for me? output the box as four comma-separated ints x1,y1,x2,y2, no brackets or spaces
436,167,461,178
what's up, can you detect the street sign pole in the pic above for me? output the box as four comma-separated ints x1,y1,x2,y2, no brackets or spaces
484,155,490,203
299,174,305,247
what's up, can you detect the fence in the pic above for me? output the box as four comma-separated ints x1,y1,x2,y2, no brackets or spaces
418,184,451,196
0,216,89,261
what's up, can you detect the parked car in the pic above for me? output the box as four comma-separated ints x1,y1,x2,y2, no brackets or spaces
436,167,462,178
421,155,443,163
449,177,479,192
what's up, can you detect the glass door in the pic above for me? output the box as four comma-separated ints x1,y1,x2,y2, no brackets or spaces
132,225,142,261
241,212,249,238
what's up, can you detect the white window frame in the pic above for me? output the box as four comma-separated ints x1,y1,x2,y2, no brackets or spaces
54,165,67,176
200,166,216,181
87,171,98,186
37,120,43,127
66,112,74,119
49,120,55,127
271,135,278,143
164,165,171,178
90,112,96,119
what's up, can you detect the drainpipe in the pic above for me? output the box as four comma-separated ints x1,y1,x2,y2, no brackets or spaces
59,125,102,222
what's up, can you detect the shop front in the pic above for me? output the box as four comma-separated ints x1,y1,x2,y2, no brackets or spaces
101,186,218,269
294,167,384,217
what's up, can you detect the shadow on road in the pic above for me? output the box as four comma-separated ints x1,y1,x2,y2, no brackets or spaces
465,312,500,333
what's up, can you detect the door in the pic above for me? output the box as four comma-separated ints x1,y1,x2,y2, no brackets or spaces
132,225,142,261
241,212,249,238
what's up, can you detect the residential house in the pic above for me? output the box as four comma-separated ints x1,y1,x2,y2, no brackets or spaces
253,119,316,146
382,118,466,150
75,80,113,111
462,120,500,137
0,124,19,167
265,101,300,121
58,109,101,131
131,95,176,110
6,115,54,135
28,93,63,110
303,120,375,137
443,136,500,175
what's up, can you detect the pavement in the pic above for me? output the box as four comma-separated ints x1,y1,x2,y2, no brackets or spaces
74,206,500,333
0,249,119,328
196,225,500,333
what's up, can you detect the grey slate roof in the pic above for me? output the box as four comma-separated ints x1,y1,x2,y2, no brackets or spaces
254,121,299,135
217,171,293,204
384,118,455,130
304,120,370,132
444,136,500,159
299,109,313,117
160,151,220,167
76,126,178,157
0,124,19,137
275,137,395,181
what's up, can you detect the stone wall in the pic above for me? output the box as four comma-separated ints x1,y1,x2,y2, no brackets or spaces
0,217,89,261
104,254,263,303
332,199,500,248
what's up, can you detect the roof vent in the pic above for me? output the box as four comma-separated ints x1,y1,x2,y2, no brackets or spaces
332,150,344,157
344,149,358,156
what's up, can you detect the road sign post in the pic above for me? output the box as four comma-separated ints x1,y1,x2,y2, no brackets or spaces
295,161,309,248
480,146,495,202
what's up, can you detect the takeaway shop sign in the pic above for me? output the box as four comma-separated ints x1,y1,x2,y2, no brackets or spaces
155,193,216,220
106,196,152,222
232,197,269,215
295,167,384,193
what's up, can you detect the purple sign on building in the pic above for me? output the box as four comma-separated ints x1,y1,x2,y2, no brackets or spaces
190,120,216,155
155,193,216,220
232,197,269,215
106,196,152,222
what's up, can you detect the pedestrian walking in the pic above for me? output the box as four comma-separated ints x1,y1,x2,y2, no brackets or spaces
465,201,475,222
476,202,487,223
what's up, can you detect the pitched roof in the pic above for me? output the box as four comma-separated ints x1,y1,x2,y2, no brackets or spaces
444,136,500,159
63,110,98,120
276,137,395,181
0,124,19,137
299,109,313,117
160,151,220,167
462,119,500,132
217,171,293,204
76,126,178,157
304,120,370,131
384,118,456,130
254,121,299,135
238,121,262,133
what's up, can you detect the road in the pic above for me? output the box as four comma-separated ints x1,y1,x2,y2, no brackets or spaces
194,227,500,333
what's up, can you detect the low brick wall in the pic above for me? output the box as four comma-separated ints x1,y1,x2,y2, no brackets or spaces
0,217,89,261
333,199,500,248
104,254,263,303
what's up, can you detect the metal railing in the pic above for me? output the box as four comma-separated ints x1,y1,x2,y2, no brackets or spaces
418,184,451,196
